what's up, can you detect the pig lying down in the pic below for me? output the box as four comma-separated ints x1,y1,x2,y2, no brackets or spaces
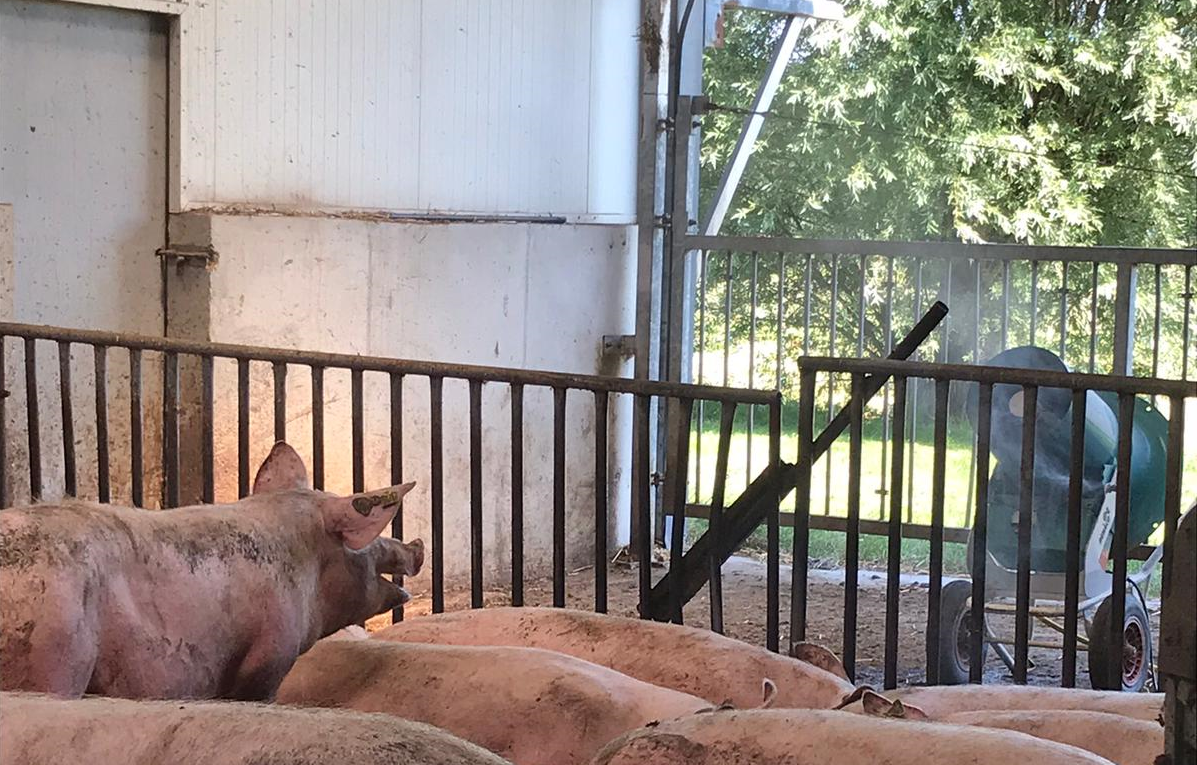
0,442,424,701
0,692,509,765
592,708,1117,765
371,606,853,709
277,632,713,765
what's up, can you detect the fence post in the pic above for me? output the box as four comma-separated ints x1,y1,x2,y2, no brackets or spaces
1112,263,1138,376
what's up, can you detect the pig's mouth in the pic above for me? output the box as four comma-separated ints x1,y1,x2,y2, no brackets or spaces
381,576,411,607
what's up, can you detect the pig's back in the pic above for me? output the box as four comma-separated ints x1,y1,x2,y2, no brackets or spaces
593,709,1116,765
371,606,852,709
277,637,707,765
0,692,509,765
883,685,1165,722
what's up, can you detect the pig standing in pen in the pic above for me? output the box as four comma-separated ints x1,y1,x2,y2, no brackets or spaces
0,442,424,701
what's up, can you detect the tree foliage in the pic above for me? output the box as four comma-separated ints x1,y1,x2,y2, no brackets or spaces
701,0,1197,247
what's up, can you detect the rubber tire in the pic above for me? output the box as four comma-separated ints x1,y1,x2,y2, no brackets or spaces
931,579,989,685
1088,590,1152,692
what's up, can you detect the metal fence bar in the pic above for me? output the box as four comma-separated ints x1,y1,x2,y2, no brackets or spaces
667,397,695,624
469,379,484,609
311,367,324,491
594,391,609,614
429,376,445,614
272,362,287,442
708,401,736,634
1088,262,1099,373
1108,393,1134,689
24,339,41,500
237,359,250,498
766,395,781,653
635,394,652,617
1162,394,1186,587
0,337,6,508
129,349,142,507
824,254,840,517
390,371,405,623
969,382,993,684
843,372,863,681
162,352,179,509
925,379,949,684
790,368,816,645
1062,388,1087,687
1058,263,1069,363
1013,384,1039,684
351,369,364,493
200,355,214,504
511,383,525,607
1183,265,1193,380
57,342,76,498
883,375,906,690
553,387,567,608
1030,260,1040,345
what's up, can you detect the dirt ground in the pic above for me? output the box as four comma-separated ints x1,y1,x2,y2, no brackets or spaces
370,554,1160,690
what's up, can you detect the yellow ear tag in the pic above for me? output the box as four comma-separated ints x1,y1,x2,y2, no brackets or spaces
351,491,400,517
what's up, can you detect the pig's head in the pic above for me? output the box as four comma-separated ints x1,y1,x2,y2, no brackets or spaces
252,442,425,637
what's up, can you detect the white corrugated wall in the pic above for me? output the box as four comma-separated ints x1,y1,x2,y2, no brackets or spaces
180,0,638,220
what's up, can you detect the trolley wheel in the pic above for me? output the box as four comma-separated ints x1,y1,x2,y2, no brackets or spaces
1088,590,1152,692
931,579,989,685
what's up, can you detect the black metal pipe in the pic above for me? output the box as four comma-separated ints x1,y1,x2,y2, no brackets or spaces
429,376,445,613
57,342,76,498
351,369,364,493
162,352,179,509
925,379,949,684
201,355,214,504
511,384,525,606
469,379,484,609
708,401,736,634
790,369,816,645
237,359,250,498
390,372,405,623
667,397,694,624
273,362,287,442
25,338,41,501
843,372,863,681
553,387,568,608
884,376,907,689
1108,393,1134,689
1062,389,1087,687
594,391,609,614
311,367,325,491
766,396,781,653
1013,385,1039,684
635,394,652,617
969,382,993,684
129,349,143,507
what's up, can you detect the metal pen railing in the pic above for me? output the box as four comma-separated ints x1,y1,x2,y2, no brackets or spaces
1,321,781,630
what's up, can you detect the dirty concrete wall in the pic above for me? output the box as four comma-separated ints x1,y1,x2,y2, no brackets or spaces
0,1,167,507
193,214,636,584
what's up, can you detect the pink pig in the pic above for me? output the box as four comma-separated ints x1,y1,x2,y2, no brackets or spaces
0,442,424,701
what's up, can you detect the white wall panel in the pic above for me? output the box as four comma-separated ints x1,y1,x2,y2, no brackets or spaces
180,0,638,219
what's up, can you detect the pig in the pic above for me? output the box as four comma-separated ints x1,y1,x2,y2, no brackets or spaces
370,606,853,709
941,710,1163,765
0,692,512,765
0,442,424,701
276,633,713,765
590,708,1117,765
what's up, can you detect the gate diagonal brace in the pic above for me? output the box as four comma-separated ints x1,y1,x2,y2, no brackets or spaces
640,301,949,622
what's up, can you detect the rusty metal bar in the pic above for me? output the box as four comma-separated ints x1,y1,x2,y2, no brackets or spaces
273,362,287,442
1162,394,1185,589
1107,393,1134,689
469,379,484,609
925,378,949,684
843,372,863,681
57,342,76,497
969,382,993,684
553,387,567,608
390,372,405,623
511,383,525,606
1183,265,1193,380
237,359,250,498
429,376,445,614
0,322,775,405
162,352,179,509
129,349,143,507
25,338,41,500
708,401,736,634
1013,385,1039,684
594,391,609,614
1062,389,1087,687
883,375,906,690
311,367,325,491
200,355,214,504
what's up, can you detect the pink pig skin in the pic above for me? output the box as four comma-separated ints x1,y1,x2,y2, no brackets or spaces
0,442,423,701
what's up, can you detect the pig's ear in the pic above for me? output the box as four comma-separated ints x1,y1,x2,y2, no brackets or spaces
321,482,416,550
789,641,850,682
253,442,310,494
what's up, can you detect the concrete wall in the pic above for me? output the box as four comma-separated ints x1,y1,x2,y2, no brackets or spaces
169,212,637,581
1,1,168,507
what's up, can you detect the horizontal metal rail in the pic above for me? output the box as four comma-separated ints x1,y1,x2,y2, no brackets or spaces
799,356,1196,397
681,234,1197,266
0,322,776,405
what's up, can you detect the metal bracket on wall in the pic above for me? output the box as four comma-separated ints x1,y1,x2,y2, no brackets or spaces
156,245,218,270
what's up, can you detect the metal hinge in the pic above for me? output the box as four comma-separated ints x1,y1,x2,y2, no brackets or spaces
157,244,218,269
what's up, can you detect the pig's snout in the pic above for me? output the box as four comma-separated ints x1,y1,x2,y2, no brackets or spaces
376,537,425,577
